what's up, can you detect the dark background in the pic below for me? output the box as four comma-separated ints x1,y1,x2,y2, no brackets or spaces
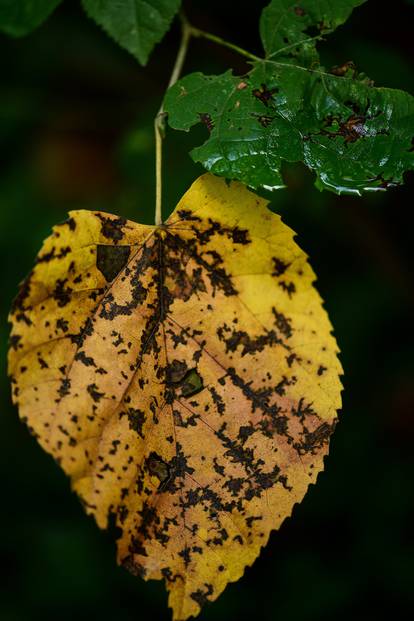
1,1,413,620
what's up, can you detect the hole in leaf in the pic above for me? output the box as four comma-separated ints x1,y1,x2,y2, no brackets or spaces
146,452,170,485
97,245,130,281
166,360,204,397
180,369,204,397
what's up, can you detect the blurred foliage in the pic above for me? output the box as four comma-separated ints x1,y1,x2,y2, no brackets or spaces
0,0,62,37
1,1,414,620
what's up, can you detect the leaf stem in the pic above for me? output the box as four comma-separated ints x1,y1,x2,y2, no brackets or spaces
154,14,192,225
188,24,261,63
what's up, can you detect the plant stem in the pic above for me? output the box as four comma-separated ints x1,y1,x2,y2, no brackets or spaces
188,25,261,63
154,15,192,225
153,13,260,225
154,116,164,226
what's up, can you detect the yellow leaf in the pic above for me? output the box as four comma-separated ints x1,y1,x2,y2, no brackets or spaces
8,174,342,620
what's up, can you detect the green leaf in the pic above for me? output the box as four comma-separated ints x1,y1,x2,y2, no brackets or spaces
165,63,414,195
0,0,62,36
164,1,414,195
260,0,366,62
82,0,182,65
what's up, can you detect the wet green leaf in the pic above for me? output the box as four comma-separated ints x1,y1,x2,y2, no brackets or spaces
164,1,414,195
82,0,181,65
165,64,414,195
0,0,62,36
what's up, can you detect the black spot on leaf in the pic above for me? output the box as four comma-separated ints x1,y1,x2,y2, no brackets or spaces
97,214,127,241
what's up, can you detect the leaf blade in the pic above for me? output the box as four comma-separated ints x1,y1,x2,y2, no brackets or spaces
165,0,413,195
164,63,414,195
82,0,182,65
260,0,366,61
9,174,342,620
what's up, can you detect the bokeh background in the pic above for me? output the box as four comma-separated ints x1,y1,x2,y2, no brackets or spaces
1,1,413,620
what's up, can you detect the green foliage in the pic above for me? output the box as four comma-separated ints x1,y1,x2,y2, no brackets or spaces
260,0,365,63
164,65,414,195
82,0,182,65
0,0,62,36
164,1,414,195
1,0,413,195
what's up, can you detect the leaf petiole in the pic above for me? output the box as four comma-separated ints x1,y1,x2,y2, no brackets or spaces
188,24,261,63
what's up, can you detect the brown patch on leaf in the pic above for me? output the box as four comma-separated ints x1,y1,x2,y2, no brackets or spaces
252,84,278,107
330,60,356,77
294,6,306,17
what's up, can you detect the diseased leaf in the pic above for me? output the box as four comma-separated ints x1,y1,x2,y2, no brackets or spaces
260,0,365,62
164,2,414,195
165,66,414,194
0,0,62,37
82,0,182,65
9,174,342,620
